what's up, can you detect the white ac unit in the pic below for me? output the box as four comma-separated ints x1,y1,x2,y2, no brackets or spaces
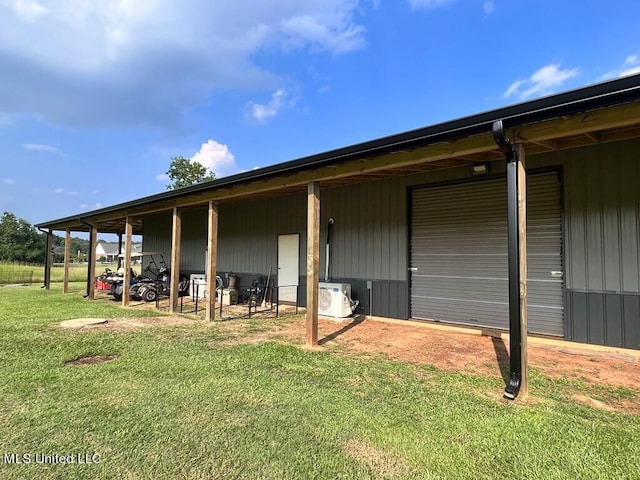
318,282,355,318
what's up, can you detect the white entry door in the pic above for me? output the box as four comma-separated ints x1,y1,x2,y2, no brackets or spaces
278,234,299,304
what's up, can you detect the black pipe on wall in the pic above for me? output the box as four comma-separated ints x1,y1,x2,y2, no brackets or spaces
493,120,524,400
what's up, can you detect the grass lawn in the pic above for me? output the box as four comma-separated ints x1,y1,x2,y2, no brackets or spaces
0,284,639,479
0,262,116,285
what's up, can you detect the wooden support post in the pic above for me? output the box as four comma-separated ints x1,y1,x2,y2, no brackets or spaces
306,181,320,346
169,207,182,313
516,144,528,397
87,226,97,299
205,201,218,322
122,217,133,307
44,230,53,290
63,228,71,294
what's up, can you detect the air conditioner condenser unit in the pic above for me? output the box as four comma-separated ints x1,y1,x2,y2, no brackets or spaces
318,282,358,318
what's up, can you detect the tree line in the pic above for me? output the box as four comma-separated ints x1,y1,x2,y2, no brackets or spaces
0,212,90,264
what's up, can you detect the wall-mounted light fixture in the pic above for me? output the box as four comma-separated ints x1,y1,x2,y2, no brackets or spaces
471,163,490,175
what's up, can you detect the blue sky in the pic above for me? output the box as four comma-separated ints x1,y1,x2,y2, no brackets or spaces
1,0,639,230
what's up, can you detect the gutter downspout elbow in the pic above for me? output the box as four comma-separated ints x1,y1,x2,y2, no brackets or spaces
492,119,516,160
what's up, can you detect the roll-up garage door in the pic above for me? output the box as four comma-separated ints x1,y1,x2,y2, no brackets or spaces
410,172,564,336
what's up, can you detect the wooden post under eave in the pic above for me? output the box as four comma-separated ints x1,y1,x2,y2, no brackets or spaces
122,217,133,307
169,207,182,314
87,226,97,299
63,229,71,294
205,201,219,322
516,144,528,397
44,230,53,290
306,181,320,346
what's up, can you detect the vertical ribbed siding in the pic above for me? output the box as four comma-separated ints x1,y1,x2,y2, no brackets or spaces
564,138,640,293
320,177,407,282
141,212,171,271
217,193,306,276
410,172,564,336
142,209,208,273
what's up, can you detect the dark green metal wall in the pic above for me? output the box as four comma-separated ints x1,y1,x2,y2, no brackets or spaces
142,138,640,349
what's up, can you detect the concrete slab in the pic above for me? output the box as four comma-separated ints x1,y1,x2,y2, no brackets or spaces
60,318,108,329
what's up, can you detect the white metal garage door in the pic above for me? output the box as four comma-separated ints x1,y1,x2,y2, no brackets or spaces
410,172,564,336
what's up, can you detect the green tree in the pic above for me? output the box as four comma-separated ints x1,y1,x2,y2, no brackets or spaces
0,212,46,263
165,156,215,190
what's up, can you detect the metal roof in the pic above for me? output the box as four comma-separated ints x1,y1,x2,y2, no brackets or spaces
36,73,640,232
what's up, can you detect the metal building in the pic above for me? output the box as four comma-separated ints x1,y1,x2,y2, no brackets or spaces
37,75,640,353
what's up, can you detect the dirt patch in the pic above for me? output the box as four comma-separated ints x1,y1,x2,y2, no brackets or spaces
61,318,108,328
572,394,616,412
65,355,117,366
217,316,640,412
343,438,409,478
81,315,196,331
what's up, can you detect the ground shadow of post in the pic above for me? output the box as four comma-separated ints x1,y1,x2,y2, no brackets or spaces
488,333,511,384
318,316,365,345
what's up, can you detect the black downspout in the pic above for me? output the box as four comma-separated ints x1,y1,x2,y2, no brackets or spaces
117,233,123,270
79,219,94,298
492,120,522,400
324,217,334,282
36,227,52,289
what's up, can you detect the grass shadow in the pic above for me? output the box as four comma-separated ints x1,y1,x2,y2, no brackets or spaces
319,316,365,346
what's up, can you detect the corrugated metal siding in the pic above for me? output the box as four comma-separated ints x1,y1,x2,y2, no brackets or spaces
567,291,640,349
217,194,306,276
142,209,208,273
180,209,207,272
410,172,564,336
564,138,640,292
560,138,640,349
141,212,171,270
320,177,407,281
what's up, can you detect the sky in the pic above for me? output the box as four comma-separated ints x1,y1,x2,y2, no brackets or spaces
1,0,639,232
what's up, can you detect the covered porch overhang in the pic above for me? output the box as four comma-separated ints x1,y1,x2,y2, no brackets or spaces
36,78,640,400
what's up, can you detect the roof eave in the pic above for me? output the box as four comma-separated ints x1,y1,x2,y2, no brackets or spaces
36,74,640,230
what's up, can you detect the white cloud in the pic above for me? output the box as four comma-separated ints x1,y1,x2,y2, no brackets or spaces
246,89,294,123
9,0,48,21
52,187,78,195
280,15,365,54
483,0,494,15
22,143,62,154
2,178,15,185
80,202,102,210
503,64,579,100
190,140,237,178
599,54,640,80
408,0,453,10
0,1,367,127
156,173,169,182
51,187,78,196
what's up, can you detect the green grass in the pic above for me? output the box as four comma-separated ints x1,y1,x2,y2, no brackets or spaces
1,285,639,479
0,262,116,285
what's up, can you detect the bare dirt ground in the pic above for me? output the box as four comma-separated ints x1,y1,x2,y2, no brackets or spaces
72,298,640,413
